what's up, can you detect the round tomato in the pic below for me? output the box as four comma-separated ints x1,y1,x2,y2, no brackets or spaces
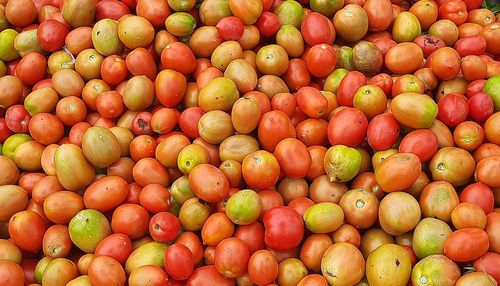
263,206,304,250
164,243,194,280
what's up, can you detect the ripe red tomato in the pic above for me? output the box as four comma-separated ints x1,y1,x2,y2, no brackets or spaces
234,222,266,254
95,233,132,264
444,228,489,262
301,12,335,46
101,55,128,85
96,0,130,20
186,265,234,286
367,113,400,151
248,250,279,285
214,237,250,278
454,35,487,57
15,53,46,86
255,12,280,37
399,129,439,162
437,93,470,128
164,243,195,280
0,118,13,142
161,42,197,74
460,182,494,214
306,44,337,78
149,212,181,243
438,0,468,25
36,19,69,52
328,107,368,147
337,71,367,107
8,210,46,253
5,105,31,133
473,252,500,283
216,16,244,41
263,206,304,250
468,92,494,124
296,86,329,119
274,138,312,178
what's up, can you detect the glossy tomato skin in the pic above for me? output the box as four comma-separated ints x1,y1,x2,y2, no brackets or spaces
337,71,367,107
149,212,181,243
37,19,69,52
399,129,439,162
444,228,489,262
413,35,446,58
468,92,494,124
454,35,487,57
367,113,400,151
328,107,368,147
186,265,235,286
96,0,130,20
438,0,468,25
216,16,244,40
301,12,335,46
94,233,132,264
460,182,494,214
263,206,304,250
5,105,31,133
437,93,470,128
16,53,47,86
164,243,194,280
255,12,280,37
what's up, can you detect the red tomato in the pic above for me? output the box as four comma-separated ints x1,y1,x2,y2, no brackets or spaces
337,71,367,107
8,210,46,253
179,107,203,139
15,53,46,86
473,252,500,283
460,182,495,214
328,107,368,147
295,86,328,119
216,16,244,40
186,265,234,286
438,0,468,25
367,113,400,151
5,105,31,133
255,12,280,37
466,79,486,98
437,93,470,128
248,250,279,286
368,73,393,97
301,12,335,46
0,118,13,142
95,233,132,264
413,35,446,58
306,44,337,78
149,212,181,243
468,92,494,124
234,222,266,254
263,206,304,250
214,237,250,278
36,19,69,52
161,42,197,74
399,129,439,162
101,55,128,85
282,59,311,92
444,228,489,262
126,48,157,81
111,204,150,240
462,0,483,9
164,243,195,280
274,138,312,178
96,0,130,20
454,35,487,57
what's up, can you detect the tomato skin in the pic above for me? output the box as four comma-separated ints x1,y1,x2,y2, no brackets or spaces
155,69,187,108
399,129,438,162
368,73,393,97
94,233,132,265
413,35,446,58
438,0,468,25
161,42,197,74
255,12,280,37
149,212,181,243
306,44,337,78
96,0,130,20
468,92,494,124
126,48,157,81
444,228,490,262
461,183,494,214
337,71,367,107
8,210,46,253
437,93,470,128
263,206,304,250
328,107,368,147
462,0,483,10
282,59,311,92
296,86,328,119
214,237,250,278
164,243,194,280
101,55,128,86
248,250,279,286
367,113,400,151
274,138,311,178
216,16,244,40
454,35,487,57
473,252,500,283
37,19,69,52
234,222,266,254
186,265,235,286
16,53,47,86
301,12,334,46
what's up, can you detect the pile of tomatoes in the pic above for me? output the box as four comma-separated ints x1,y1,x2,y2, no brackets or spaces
0,0,500,284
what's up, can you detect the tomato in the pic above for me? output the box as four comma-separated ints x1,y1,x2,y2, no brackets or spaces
468,92,494,123
37,19,69,52
306,44,337,78
413,35,446,58
161,42,197,74
367,113,400,151
444,228,489,262
149,212,181,243
263,206,304,250
438,0,468,25
88,256,126,286
5,105,30,133
8,210,46,253
258,110,295,152
0,261,24,286
337,71,367,107
385,42,424,75
126,48,157,81
164,243,194,280
437,93,470,128
96,0,130,20
189,164,229,202
186,265,234,286
454,35,487,57
214,237,250,278
328,107,368,147
95,233,132,265
234,222,266,254
255,12,279,37
473,252,500,283
399,129,438,162
111,204,150,240
248,250,278,286
216,16,244,40
430,47,461,80
301,12,334,46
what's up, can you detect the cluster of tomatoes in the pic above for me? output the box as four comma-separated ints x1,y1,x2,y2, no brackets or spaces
0,0,500,285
